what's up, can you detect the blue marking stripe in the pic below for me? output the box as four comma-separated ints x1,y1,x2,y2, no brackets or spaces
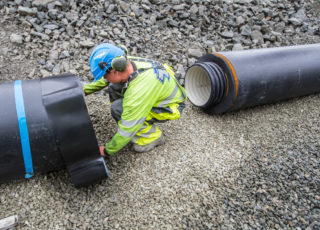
14,80,34,179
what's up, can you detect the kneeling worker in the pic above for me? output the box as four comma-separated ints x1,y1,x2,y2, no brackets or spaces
83,43,187,156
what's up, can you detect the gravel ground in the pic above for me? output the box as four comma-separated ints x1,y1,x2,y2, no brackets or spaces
1,0,320,229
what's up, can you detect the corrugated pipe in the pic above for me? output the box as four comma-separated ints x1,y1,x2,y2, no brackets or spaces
0,74,109,187
185,44,320,114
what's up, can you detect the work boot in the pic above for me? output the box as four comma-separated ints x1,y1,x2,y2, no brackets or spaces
133,135,165,153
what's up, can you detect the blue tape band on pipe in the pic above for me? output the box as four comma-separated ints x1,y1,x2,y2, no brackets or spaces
14,80,34,179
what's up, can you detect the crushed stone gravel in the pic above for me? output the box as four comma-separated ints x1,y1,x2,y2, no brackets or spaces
0,0,319,229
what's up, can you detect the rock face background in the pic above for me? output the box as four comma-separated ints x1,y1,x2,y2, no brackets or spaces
0,0,319,229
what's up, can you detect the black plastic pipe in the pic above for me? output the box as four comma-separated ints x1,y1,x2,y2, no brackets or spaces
185,44,320,114
0,74,109,187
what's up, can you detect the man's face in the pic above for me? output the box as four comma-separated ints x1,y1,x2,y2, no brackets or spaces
104,69,122,83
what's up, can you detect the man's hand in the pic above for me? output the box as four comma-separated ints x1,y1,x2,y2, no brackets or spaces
99,146,107,157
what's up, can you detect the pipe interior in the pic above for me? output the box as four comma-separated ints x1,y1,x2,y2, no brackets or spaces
185,66,211,107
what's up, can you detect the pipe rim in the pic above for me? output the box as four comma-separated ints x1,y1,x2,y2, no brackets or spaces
185,62,226,108
185,65,212,107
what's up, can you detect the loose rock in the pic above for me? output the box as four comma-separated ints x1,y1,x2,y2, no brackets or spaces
79,40,95,48
10,34,23,44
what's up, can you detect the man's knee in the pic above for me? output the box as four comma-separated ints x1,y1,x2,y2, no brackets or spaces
110,98,123,122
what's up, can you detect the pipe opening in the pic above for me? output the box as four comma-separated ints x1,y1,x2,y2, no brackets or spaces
185,62,226,108
185,66,211,107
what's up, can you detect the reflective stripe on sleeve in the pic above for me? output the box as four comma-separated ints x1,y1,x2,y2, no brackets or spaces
118,127,137,138
120,117,145,128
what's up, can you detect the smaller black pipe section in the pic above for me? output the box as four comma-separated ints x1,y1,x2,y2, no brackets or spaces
185,44,320,114
0,74,109,187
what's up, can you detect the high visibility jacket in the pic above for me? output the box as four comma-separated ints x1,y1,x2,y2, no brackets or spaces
83,56,187,154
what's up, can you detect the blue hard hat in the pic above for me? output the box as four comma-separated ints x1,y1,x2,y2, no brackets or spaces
90,43,125,82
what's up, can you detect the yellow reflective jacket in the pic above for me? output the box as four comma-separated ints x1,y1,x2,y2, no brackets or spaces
83,56,187,154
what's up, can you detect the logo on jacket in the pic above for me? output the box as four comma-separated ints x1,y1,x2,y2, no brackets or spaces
155,68,170,84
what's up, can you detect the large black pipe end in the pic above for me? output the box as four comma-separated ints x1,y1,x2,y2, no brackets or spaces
0,74,109,187
69,158,109,188
41,74,110,187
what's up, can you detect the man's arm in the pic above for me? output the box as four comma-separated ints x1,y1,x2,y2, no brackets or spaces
83,78,108,95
